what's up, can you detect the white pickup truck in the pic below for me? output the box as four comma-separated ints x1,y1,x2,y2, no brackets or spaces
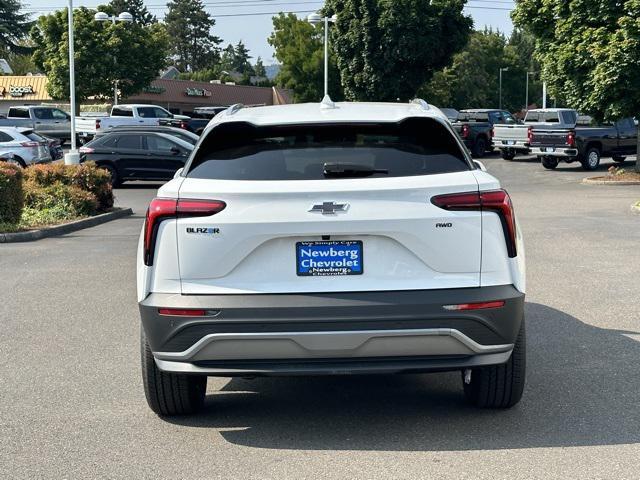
76,104,189,143
493,108,578,160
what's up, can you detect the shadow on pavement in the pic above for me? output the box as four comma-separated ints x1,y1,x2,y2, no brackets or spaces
164,302,640,451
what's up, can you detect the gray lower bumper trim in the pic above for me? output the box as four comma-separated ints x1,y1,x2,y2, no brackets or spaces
154,328,513,362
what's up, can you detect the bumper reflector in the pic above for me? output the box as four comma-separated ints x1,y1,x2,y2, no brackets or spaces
158,308,206,317
442,301,505,311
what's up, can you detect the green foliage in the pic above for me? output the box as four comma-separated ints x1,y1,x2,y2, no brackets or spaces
0,0,32,55
0,162,24,224
1,49,37,75
512,0,640,121
23,182,98,219
254,57,267,78
165,0,222,72
324,0,472,101
30,7,169,104
24,162,113,212
269,13,343,102
421,29,543,111
107,0,156,25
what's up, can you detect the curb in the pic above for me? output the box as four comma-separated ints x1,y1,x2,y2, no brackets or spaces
583,177,640,185
0,207,134,243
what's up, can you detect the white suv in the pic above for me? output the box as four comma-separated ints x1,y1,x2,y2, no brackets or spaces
137,100,526,415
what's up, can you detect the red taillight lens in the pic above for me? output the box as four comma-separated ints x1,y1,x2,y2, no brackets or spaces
180,121,188,129
527,127,533,143
443,301,505,311
431,189,517,258
95,119,101,130
490,127,495,138
143,197,226,266
78,146,94,154
566,131,576,147
462,124,470,138
158,308,206,316
21,141,40,147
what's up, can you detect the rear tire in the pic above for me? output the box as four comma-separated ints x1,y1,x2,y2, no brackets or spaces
612,155,626,163
463,319,526,409
501,150,516,161
541,156,559,170
581,147,601,170
472,137,487,158
100,163,121,188
6,156,26,168
141,328,207,416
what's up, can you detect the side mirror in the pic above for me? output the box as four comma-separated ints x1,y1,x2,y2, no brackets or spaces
474,160,487,172
173,167,184,179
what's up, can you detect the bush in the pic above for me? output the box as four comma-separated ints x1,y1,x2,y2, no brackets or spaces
0,162,24,224
23,162,113,212
23,181,98,218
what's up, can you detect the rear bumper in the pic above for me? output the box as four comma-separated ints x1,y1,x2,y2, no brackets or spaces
139,285,524,376
496,140,530,151
531,147,578,157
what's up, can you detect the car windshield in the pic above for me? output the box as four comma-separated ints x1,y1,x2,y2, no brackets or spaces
187,119,470,180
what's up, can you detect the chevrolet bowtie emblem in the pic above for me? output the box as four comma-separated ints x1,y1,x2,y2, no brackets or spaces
309,201,349,215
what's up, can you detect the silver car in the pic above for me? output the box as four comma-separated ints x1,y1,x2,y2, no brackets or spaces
0,127,52,167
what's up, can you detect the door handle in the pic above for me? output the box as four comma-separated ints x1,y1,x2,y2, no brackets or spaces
619,136,628,139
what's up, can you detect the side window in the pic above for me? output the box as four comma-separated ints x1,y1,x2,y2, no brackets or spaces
33,108,53,120
112,107,133,117
52,109,69,120
152,107,172,119
146,135,178,152
115,135,142,149
0,131,14,142
99,136,118,148
9,108,30,119
503,112,517,124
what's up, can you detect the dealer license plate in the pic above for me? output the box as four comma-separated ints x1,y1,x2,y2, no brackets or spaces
545,147,555,153
296,241,363,276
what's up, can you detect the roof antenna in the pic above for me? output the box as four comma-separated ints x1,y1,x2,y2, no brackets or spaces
410,98,430,111
320,95,336,109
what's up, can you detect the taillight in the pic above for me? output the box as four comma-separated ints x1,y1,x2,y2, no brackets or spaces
527,127,533,143
462,124,470,138
180,121,188,129
158,308,206,316
143,197,226,266
78,146,94,154
431,189,517,257
566,131,576,147
95,119,101,130
21,141,40,147
490,127,495,138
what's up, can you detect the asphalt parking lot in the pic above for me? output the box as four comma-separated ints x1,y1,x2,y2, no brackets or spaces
1,153,639,479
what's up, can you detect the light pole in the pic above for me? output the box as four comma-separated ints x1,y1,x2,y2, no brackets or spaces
94,11,133,105
307,12,337,99
499,67,509,110
525,71,536,112
64,0,79,165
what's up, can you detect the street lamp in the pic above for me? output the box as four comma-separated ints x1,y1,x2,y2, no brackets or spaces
64,0,79,165
94,11,133,105
307,12,337,99
525,71,537,112
499,67,509,110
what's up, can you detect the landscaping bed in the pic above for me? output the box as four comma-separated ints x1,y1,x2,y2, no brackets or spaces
0,162,116,234
583,166,640,185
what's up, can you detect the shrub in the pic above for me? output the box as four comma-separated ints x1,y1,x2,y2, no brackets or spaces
0,162,24,224
23,162,113,212
23,181,98,218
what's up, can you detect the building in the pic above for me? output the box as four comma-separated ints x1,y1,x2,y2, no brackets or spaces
0,75,291,115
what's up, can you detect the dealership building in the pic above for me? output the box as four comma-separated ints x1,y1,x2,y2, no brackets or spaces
0,75,291,115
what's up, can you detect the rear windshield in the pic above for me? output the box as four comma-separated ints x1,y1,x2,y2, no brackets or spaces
187,119,470,180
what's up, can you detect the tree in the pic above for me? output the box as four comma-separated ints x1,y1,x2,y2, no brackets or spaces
324,0,472,101
269,13,343,102
31,7,168,108
512,0,640,122
107,0,156,26
0,0,32,55
254,57,266,78
1,50,37,74
233,40,253,75
165,0,222,72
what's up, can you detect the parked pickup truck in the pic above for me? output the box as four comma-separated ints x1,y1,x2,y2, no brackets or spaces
159,106,228,135
530,117,637,170
452,109,518,158
76,104,190,143
493,108,578,160
0,106,72,143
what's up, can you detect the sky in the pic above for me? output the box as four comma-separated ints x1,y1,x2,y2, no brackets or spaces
22,0,515,65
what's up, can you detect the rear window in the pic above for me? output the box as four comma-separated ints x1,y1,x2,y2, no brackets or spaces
187,119,470,181
25,132,46,143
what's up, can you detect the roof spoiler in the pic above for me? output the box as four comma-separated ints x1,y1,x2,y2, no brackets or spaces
410,98,430,111
225,104,244,116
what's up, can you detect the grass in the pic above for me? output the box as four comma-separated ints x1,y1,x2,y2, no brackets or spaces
0,207,88,233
